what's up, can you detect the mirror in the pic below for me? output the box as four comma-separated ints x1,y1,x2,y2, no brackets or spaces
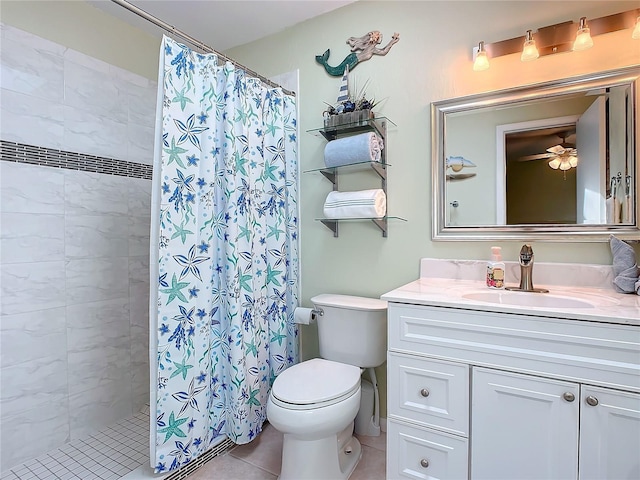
432,67,639,241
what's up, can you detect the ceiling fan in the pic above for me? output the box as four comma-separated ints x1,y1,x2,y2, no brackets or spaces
519,132,578,171
519,132,578,170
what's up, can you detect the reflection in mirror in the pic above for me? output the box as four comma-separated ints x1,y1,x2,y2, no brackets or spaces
432,67,639,241
504,121,579,225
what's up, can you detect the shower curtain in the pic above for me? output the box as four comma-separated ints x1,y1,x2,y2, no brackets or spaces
149,36,299,473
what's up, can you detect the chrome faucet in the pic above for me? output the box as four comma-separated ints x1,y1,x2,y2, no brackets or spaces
506,244,549,293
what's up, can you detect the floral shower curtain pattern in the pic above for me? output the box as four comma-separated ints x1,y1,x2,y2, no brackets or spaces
151,36,299,473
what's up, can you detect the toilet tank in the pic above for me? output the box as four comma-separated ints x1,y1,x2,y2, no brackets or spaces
311,294,387,368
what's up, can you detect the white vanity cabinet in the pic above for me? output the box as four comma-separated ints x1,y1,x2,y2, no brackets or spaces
472,368,640,480
578,385,640,480
471,367,579,480
385,302,640,480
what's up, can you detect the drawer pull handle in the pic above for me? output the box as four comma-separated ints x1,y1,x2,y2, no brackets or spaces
586,395,599,407
563,392,575,402
420,388,430,398
420,459,430,468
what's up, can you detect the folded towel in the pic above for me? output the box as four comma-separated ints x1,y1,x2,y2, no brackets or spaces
324,132,383,168
622,194,632,223
606,196,615,224
610,235,636,276
614,265,640,293
323,189,386,219
610,235,639,294
614,197,623,224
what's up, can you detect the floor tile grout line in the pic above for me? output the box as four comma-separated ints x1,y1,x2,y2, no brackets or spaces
228,453,279,479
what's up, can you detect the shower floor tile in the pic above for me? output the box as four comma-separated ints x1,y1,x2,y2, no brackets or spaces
1,410,149,480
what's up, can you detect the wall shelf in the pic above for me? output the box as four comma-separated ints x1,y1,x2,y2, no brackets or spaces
307,116,401,237
303,161,390,184
307,117,395,141
316,216,407,238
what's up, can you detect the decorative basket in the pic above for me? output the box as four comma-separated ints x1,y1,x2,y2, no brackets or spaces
324,109,375,128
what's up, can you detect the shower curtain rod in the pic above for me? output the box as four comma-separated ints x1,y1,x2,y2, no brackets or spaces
110,0,295,96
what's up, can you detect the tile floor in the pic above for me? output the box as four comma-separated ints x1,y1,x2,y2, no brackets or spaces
1,410,149,480
2,409,386,480
183,423,387,480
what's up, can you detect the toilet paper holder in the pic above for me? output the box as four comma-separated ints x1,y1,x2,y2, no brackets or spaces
293,306,323,325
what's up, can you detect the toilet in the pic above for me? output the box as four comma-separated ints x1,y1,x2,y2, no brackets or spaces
267,294,388,480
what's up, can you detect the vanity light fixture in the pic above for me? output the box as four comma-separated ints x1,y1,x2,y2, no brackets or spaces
633,16,640,39
471,8,639,70
520,30,539,62
573,17,594,51
473,41,490,71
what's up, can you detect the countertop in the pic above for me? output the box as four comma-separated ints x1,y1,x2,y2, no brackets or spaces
381,259,640,326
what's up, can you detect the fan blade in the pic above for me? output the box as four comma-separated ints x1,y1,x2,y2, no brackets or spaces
547,145,566,155
519,153,553,161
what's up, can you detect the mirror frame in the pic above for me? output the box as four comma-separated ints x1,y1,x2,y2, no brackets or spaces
432,67,640,242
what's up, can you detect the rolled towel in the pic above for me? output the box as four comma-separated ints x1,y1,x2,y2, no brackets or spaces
323,189,386,219
324,132,383,168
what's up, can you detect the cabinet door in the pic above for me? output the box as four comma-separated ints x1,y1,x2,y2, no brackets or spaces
387,419,468,480
471,367,579,480
579,386,640,480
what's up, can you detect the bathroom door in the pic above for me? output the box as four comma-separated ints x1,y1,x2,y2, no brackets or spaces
576,96,606,224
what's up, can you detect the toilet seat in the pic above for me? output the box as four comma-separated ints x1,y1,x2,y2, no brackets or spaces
271,358,361,410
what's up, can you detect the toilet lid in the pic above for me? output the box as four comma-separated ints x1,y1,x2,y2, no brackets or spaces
271,358,361,407
310,294,387,311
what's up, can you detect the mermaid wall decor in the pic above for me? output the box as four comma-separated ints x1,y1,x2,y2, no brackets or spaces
316,31,400,76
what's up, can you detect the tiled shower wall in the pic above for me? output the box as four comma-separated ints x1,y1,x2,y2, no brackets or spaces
0,23,157,471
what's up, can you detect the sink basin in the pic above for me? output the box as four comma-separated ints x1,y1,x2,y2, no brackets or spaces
462,291,595,309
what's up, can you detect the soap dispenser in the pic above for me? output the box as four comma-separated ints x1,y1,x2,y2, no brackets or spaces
486,246,505,289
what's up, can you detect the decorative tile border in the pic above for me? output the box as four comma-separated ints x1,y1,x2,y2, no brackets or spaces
0,140,152,180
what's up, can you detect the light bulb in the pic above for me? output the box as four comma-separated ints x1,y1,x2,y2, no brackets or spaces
633,16,640,40
473,42,490,71
573,17,594,51
520,30,539,62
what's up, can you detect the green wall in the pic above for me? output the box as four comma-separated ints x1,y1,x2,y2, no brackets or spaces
226,0,640,417
226,1,639,299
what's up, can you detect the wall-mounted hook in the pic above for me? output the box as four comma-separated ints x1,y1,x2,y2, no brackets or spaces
450,201,459,208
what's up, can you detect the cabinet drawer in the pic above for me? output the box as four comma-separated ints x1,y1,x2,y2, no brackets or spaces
387,419,468,480
388,352,469,436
